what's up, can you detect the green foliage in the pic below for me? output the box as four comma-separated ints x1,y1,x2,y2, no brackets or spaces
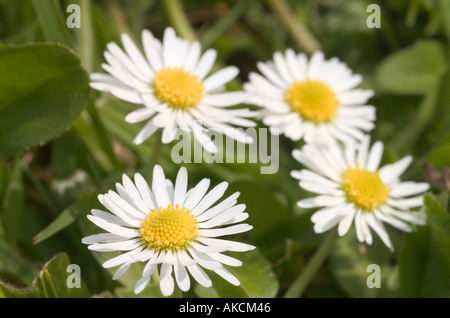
0,0,448,299
399,193,450,298
0,253,90,298
0,43,89,155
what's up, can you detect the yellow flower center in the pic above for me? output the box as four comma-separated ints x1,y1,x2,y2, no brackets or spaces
140,204,199,251
343,167,390,211
285,79,339,123
153,67,204,109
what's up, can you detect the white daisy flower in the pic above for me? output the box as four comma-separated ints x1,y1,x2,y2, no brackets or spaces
244,50,376,145
291,136,429,251
90,27,256,153
82,165,255,296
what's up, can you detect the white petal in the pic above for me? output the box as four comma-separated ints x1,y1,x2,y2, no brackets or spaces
105,190,147,218
159,263,175,297
133,120,159,145
390,182,429,198
188,248,222,270
285,48,302,80
112,262,132,280
366,141,384,172
89,238,142,252
134,264,155,294
106,41,149,82
337,205,356,236
297,197,321,209
183,41,201,72
307,51,325,79
373,209,412,232
246,72,284,100
379,156,412,184
161,111,178,144
194,49,217,80
198,204,246,228
195,192,240,222
87,215,139,238
273,51,292,84
198,224,252,237
365,213,394,251
82,233,125,244
183,178,210,210
187,264,212,288
134,173,157,209
208,252,242,267
121,174,151,211
125,107,155,124
359,212,373,245
173,167,188,206
190,182,228,216
174,258,190,292
109,87,144,104
256,61,286,89
152,165,171,208
387,196,425,209
333,74,363,92
103,249,142,268
203,66,239,92
354,210,364,243
203,91,249,107
214,267,240,286
121,33,154,78
195,237,255,252
142,29,163,71
356,135,371,169
162,27,177,68
90,208,131,227
339,89,374,105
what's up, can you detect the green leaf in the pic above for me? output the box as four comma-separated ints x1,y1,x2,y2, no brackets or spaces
376,40,446,95
329,228,396,298
0,253,90,298
194,249,279,298
398,193,450,298
32,253,90,298
0,43,89,155
0,280,36,298
226,179,289,244
1,159,24,243
0,239,37,286
427,143,450,169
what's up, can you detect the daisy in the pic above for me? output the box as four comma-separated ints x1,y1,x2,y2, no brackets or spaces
244,50,375,145
291,136,429,251
82,165,255,296
90,27,256,153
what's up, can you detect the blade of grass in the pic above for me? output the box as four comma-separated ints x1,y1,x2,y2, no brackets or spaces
162,0,197,42
76,0,94,72
265,0,320,54
31,0,72,47
200,1,248,48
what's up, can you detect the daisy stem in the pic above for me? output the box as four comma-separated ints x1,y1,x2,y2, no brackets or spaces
266,0,321,55
284,229,338,298
162,0,197,42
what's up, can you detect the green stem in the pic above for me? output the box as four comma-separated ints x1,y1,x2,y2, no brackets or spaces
284,230,338,298
266,0,321,55
162,0,197,42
